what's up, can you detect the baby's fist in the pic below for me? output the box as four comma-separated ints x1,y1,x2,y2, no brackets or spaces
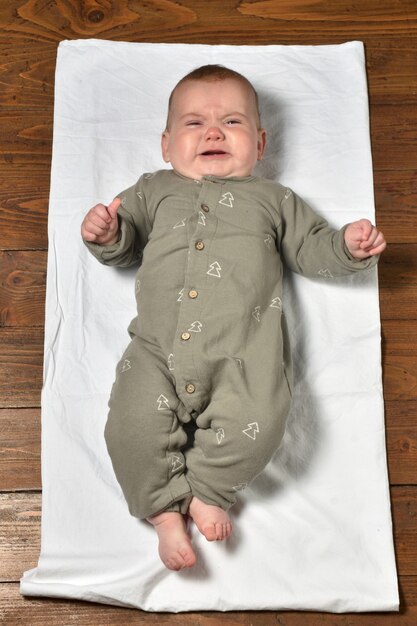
344,219,386,260
81,197,121,245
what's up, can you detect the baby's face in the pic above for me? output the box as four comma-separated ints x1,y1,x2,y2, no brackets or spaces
161,78,266,180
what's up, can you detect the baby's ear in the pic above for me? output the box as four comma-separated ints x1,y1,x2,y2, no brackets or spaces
257,128,267,160
161,131,171,163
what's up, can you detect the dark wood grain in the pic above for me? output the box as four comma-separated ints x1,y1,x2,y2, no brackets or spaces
379,248,417,318
0,252,46,326
375,171,417,244
0,492,41,582
0,0,416,622
0,409,41,491
382,320,417,402
0,328,44,408
386,402,417,485
371,104,417,173
237,0,417,27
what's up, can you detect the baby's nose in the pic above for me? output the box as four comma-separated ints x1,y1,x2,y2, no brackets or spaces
205,125,225,140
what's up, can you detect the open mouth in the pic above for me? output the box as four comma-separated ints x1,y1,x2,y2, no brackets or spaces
200,150,228,157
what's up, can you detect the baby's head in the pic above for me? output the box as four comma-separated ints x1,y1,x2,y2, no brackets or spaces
161,65,266,180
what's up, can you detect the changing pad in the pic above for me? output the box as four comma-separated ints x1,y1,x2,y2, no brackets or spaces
20,39,399,613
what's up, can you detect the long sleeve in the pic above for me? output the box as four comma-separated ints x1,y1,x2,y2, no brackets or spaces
84,175,153,268
277,188,377,278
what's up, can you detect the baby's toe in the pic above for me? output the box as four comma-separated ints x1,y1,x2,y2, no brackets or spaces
179,545,197,568
203,524,217,542
164,555,183,571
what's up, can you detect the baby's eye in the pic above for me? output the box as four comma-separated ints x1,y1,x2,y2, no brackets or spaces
225,119,241,126
185,121,202,127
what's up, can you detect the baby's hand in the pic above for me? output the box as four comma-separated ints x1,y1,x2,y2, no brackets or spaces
344,219,386,260
81,198,121,245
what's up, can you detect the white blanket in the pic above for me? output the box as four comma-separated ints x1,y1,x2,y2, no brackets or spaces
20,40,399,612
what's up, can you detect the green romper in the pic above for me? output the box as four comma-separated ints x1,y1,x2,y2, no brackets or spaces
85,170,377,519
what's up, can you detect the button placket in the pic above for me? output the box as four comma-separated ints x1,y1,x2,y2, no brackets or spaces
173,182,219,401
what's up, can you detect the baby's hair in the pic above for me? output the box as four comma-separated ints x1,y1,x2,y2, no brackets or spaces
165,64,261,130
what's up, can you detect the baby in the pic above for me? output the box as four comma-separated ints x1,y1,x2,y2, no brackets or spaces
81,65,386,571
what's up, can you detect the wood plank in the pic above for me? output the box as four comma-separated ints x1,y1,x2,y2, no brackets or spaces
0,55,55,110
0,111,52,249
383,319,417,477
380,286,417,322
382,319,417,401
1,579,416,626
379,248,417,320
386,401,417,486
0,328,43,408
383,320,417,356
0,159,51,187
0,112,52,157
0,195,48,251
0,251,46,326
371,104,417,173
0,492,41,582
0,1,196,43
379,245,417,289
1,0,414,50
237,0,417,27
375,170,417,245
366,38,417,104
384,357,417,402
0,409,41,491
393,487,417,577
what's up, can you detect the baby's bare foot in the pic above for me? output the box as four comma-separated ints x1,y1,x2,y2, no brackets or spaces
188,496,232,542
147,511,196,571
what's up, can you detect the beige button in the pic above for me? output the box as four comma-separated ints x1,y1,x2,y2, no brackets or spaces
185,383,196,394
195,240,205,251
188,289,198,299
181,331,191,341
201,204,209,212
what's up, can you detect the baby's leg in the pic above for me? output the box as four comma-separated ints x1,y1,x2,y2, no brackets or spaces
188,496,232,542
147,512,196,570
105,336,192,519
185,360,291,520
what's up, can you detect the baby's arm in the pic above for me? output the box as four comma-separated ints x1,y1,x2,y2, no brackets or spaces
81,197,121,246
344,219,386,260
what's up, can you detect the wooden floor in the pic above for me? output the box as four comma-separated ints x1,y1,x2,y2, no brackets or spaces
0,1,416,624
